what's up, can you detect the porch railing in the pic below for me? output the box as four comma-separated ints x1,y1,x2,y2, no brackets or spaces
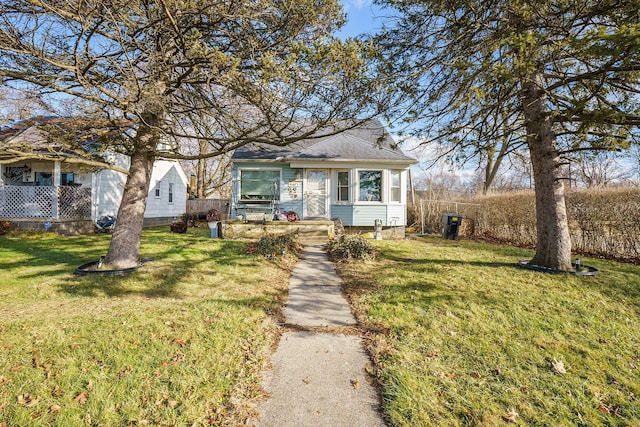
0,185,92,220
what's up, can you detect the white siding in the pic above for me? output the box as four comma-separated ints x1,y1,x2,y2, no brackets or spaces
387,204,406,227
93,153,129,220
144,161,188,218
92,155,187,221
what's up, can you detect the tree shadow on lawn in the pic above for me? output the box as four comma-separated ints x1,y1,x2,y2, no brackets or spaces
1,229,261,299
55,241,280,300
56,263,184,298
376,244,640,312
0,234,109,270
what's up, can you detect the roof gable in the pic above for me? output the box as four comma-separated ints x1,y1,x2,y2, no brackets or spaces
231,120,415,163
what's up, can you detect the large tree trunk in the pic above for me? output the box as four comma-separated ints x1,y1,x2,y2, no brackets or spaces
104,123,158,269
521,74,573,271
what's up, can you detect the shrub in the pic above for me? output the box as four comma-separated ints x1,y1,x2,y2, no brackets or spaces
327,234,377,261
474,187,640,262
0,220,14,235
255,233,302,258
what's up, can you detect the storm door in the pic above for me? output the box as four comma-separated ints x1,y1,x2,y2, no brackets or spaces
304,169,327,218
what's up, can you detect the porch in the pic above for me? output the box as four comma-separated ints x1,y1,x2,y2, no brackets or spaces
0,185,93,233
222,219,335,241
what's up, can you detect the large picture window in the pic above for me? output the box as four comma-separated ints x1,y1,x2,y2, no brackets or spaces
240,169,280,201
358,170,381,202
337,171,349,202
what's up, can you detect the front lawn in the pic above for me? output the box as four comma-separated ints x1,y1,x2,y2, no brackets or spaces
337,236,640,426
0,227,290,426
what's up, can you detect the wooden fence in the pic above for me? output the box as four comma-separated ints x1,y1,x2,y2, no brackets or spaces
185,199,230,219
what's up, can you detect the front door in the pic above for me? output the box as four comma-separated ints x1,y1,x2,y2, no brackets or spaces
304,169,327,218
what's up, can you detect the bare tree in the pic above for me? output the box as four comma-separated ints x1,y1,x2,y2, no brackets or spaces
572,152,632,188
0,86,52,124
0,0,392,268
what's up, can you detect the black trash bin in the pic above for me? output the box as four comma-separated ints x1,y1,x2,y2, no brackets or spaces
442,213,462,240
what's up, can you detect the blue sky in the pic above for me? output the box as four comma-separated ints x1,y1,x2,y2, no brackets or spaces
336,0,389,38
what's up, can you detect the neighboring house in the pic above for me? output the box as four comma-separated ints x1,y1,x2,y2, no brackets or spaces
0,117,187,233
230,120,416,232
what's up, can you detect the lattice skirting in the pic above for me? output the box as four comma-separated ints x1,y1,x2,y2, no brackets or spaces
0,185,91,219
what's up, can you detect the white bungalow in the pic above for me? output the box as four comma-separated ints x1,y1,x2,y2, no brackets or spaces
0,117,187,233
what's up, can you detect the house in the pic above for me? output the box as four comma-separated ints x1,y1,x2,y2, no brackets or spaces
230,120,416,237
0,117,188,234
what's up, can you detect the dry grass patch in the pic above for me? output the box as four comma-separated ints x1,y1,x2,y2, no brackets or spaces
337,236,640,426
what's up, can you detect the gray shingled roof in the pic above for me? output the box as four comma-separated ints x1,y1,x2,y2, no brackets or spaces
231,120,415,163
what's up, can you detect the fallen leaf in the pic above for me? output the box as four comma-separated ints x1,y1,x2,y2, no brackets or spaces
43,363,52,380
11,364,23,372
597,403,611,414
0,376,11,386
18,393,40,407
49,404,61,413
69,343,78,350
472,371,481,379
552,359,567,374
173,338,186,347
168,400,178,408
302,376,311,384
351,378,359,390
74,391,88,405
503,409,518,423
51,385,64,397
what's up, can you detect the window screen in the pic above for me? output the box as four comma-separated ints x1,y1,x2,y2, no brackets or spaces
390,171,401,202
337,171,349,202
240,170,280,201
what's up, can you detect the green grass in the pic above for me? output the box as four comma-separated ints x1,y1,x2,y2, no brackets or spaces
337,236,640,426
0,227,292,426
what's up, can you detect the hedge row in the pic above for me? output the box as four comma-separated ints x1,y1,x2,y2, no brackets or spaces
474,188,640,261
408,188,640,261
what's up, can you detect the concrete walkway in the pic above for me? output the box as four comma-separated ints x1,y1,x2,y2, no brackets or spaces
254,245,386,427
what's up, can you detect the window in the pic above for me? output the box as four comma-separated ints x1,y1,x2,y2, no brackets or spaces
35,172,52,186
390,171,401,202
154,180,161,198
240,169,280,201
60,172,75,186
168,183,174,203
337,171,349,202
358,170,381,202
3,166,24,184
